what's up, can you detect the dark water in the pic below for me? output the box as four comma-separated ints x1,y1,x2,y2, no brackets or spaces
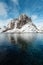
0,33,43,65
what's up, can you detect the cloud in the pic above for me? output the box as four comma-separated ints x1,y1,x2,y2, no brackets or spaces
11,0,19,5
0,22,4,28
0,2,8,18
0,18,12,27
31,15,38,20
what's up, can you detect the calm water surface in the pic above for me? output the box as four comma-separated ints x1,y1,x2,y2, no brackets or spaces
0,33,43,65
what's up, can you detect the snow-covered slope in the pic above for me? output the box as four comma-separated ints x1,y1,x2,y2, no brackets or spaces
7,28,20,33
20,22,38,32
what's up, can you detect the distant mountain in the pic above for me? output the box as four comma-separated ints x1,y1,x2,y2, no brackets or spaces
1,14,40,33
38,26,43,31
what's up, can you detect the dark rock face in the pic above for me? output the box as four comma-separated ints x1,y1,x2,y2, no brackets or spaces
7,14,32,29
7,20,15,29
19,14,32,23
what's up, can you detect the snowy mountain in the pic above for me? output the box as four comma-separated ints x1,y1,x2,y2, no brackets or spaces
37,25,43,31
1,14,40,33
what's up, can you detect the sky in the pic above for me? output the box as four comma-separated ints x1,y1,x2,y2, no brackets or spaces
0,0,43,27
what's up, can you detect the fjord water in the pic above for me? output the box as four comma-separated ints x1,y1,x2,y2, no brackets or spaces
0,33,43,65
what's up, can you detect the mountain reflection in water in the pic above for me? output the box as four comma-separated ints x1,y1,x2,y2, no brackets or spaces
0,33,43,65
7,33,36,50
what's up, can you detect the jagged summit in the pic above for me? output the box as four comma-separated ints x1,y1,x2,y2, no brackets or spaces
19,14,32,22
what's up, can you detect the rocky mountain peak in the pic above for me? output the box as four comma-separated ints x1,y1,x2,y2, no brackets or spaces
19,14,32,22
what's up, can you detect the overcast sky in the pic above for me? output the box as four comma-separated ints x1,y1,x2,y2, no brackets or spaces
0,0,43,27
